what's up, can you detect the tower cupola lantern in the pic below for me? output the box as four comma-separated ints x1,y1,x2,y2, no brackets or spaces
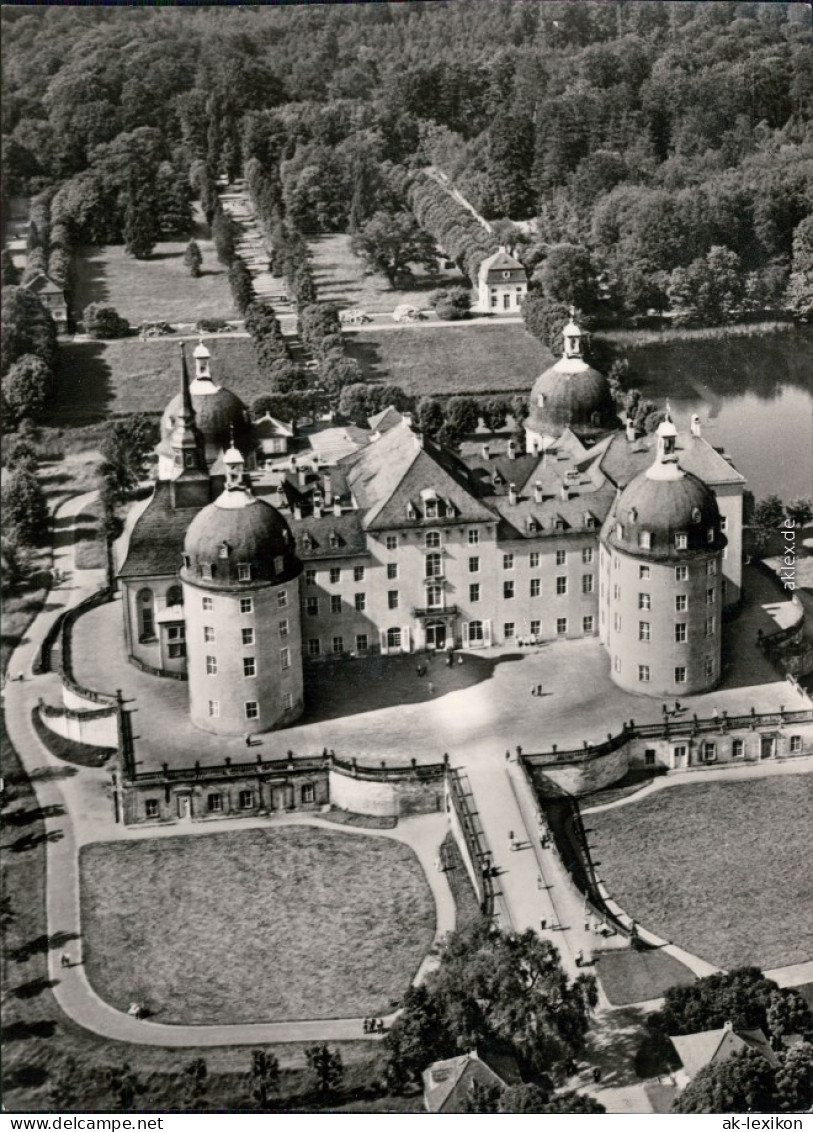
194,338,211,381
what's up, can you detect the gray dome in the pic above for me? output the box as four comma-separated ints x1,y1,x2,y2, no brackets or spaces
162,386,253,465
181,491,301,588
603,470,724,560
525,356,616,440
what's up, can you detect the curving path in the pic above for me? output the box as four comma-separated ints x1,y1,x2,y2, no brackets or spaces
3,493,454,1046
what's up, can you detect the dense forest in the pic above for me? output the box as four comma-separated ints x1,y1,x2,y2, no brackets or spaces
2,1,811,327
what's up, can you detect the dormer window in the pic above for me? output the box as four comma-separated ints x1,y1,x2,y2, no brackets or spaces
638,531,651,549
628,507,638,523
184,452,196,467
328,531,339,549
526,517,537,533
201,563,213,580
692,507,701,523
583,514,596,529
675,533,688,550
302,533,313,551
425,500,437,518
707,527,715,544
218,543,230,559
174,452,183,467
554,517,566,531
237,563,251,582
406,504,417,520
537,394,545,408
616,523,624,539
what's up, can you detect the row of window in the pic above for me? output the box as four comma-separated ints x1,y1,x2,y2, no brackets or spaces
611,658,715,682
614,559,718,578
206,693,294,720
144,782,316,818
186,557,286,582
618,525,715,550
636,618,716,641
611,589,716,608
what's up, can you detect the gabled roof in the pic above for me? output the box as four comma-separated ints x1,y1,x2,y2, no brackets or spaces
422,1050,520,1114
23,272,63,296
292,511,368,561
300,424,369,465
671,1025,776,1082
600,429,745,490
254,413,294,439
368,406,405,435
118,482,193,580
478,248,526,283
342,420,495,531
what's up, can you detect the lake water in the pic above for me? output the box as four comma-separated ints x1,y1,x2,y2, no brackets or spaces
622,326,813,501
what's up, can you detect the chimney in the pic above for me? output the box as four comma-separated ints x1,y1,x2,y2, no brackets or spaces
560,484,569,502
333,500,342,517
533,481,543,504
508,483,517,506
293,503,302,520
298,467,310,488
691,413,702,438
507,439,516,460
323,473,333,507
723,1020,733,1032
626,419,637,443
482,443,490,460
313,494,323,518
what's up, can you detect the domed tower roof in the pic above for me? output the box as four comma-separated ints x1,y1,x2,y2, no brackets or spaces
160,341,253,466
525,318,616,442
181,475,301,590
602,411,725,560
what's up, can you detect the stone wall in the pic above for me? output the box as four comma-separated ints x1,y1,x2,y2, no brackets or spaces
37,702,118,749
528,745,629,798
328,767,444,818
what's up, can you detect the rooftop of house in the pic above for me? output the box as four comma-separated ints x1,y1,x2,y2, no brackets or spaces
478,247,527,283
368,405,407,436
600,426,746,489
671,1024,777,1082
118,481,194,580
22,272,64,296
422,1050,521,1114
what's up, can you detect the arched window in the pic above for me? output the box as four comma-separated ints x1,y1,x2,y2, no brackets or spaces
386,627,402,650
166,585,183,607
137,588,155,640
425,553,442,578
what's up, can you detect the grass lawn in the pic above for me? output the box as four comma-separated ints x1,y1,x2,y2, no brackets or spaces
343,323,551,398
72,209,233,327
0,721,385,1113
73,500,105,570
589,775,813,970
49,338,267,423
593,947,695,1007
309,232,471,314
440,831,483,933
80,826,435,1024
0,549,52,677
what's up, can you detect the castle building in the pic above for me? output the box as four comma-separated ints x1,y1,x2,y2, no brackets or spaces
476,246,528,313
117,323,746,735
600,414,725,696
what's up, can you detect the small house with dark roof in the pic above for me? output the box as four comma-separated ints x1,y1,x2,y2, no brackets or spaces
477,246,528,313
23,272,68,331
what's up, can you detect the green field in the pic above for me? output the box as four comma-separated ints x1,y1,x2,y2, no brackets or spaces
589,775,813,970
80,825,435,1024
49,337,267,423
344,323,551,398
72,209,233,326
310,232,470,314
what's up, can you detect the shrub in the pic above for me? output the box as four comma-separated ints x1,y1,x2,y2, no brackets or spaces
83,304,130,340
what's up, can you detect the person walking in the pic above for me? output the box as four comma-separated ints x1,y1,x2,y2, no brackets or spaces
505,750,511,762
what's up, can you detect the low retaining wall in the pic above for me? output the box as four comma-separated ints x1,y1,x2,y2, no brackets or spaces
37,700,118,749
328,765,444,818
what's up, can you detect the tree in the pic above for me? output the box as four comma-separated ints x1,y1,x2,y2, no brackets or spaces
1,354,53,426
523,295,593,355
184,240,203,279
497,1083,550,1113
47,1056,79,1110
228,258,256,314
2,467,49,546
650,968,780,1038
774,1044,813,1113
416,396,444,440
668,246,746,327
431,286,471,321
99,414,157,500
211,210,237,267
124,167,160,259
384,985,457,1093
785,498,813,528
83,304,129,340
481,396,511,433
786,215,813,322
753,495,785,531
536,244,599,312
250,1049,280,1109
438,396,479,448
462,1078,502,1113
294,264,317,308
674,1048,778,1114
182,1058,208,1107
766,989,812,1049
539,1090,606,1114
1,286,58,376
1,534,32,596
1,250,20,285
304,1044,343,1097
351,210,437,286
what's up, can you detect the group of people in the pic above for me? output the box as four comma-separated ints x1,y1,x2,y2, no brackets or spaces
363,1016,385,1034
661,700,685,717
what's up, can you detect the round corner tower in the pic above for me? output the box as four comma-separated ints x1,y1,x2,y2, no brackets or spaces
180,447,304,735
600,414,726,697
